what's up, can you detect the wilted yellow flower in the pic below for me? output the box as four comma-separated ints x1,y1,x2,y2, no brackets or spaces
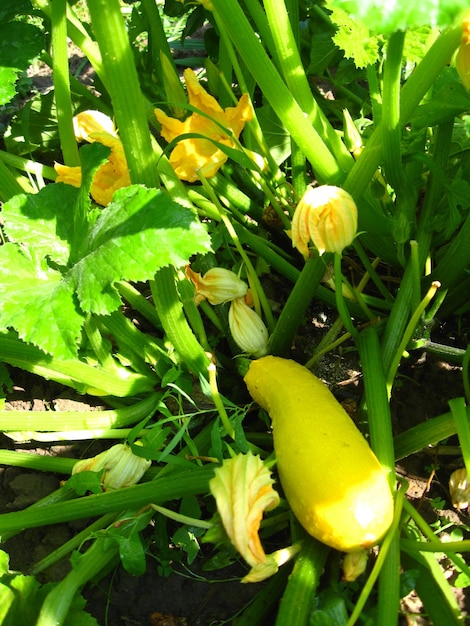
155,68,252,182
342,549,368,581
456,18,470,90
291,185,358,258
72,443,151,491
228,296,269,357
54,110,131,206
208,452,281,581
186,265,248,305
449,468,470,510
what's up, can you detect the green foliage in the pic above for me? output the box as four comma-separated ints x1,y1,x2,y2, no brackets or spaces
1,0,470,624
0,4,45,106
327,0,469,35
0,144,211,359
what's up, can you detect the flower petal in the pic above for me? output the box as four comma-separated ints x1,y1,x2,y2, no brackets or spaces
209,452,280,568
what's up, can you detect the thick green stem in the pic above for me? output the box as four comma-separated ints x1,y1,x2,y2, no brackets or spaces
269,255,329,356
0,332,157,397
52,0,80,166
0,467,212,534
210,0,342,184
86,0,158,187
151,266,211,382
263,0,353,174
37,536,119,626
358,326,395,482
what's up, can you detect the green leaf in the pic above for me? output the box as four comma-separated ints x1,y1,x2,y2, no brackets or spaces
2,184,77,266
0,21,44,105
327,0,469,35
70,185,212,314
411,77,470,129
327,3,381,68
0,244,84,358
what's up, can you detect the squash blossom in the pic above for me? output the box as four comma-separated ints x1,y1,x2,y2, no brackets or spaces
154,68,252,182
456,17,470,90
291,185,358,258
72,442,151,491
206,452,283,582
54,110,131,206
449,468,470,509
186,265,248,305
228,296,269,358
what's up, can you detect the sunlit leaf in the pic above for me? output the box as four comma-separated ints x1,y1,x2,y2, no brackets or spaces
70,185,212,314
0,244,84,358
327,0,469,35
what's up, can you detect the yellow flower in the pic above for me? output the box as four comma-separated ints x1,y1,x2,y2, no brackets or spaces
208,452,284,582
291,185,358,258
54,110,131,206
155,68,252,182
72,443,151,491
456,17,470,90
186,265,248,305
228,296,269,357
449,468,470,510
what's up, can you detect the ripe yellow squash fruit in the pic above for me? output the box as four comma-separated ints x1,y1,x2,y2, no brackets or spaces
244,355,394,552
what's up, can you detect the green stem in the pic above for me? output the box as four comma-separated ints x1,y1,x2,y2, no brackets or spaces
269,255,329,356
380,118,454,375
263,0,353,174
274,536,329,626
36,536,119,626
51,0,80,166
0,332,157,397
0,467,212,534
0,450,75,474
151,266,211,382
358,326,395,483
210,0,342,184
31,513,118,575
334,253,358,339
381,31,406,194
344,25,461,201
385,281,441,394
449,397,470,477
0,393,161,432
86,0,158,188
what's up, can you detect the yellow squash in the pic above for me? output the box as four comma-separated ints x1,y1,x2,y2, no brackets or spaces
244,355,394,552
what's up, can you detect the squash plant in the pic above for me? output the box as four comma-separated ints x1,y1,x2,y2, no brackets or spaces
0,0,470,624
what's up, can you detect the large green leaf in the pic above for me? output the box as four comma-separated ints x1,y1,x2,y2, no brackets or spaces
0,244,84,358
327,0,469,35
70,185,212,314
2,184,79,266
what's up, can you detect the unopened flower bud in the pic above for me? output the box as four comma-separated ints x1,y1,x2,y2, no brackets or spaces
456,18,470,90
228,296,269,357
291,185,358,258
72,443,151,491
449,468,470,510
186,266,248,305
342,550,368,581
